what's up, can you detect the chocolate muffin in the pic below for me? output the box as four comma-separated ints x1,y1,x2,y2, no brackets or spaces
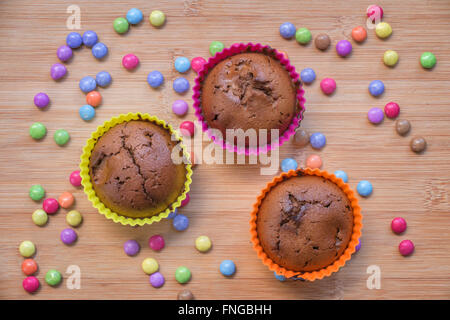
256,175,354,272
201,52,298,147
89,120,187,218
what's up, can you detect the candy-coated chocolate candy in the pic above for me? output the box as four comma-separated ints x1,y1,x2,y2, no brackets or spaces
375,22,392,39
367,4,383,22
175,266,191,283
384,102,400,118
178,289,194,300
82,30,98,47
54,129,70,146
320,78,336,95
420,52,436,69
96,71,112,87
279,22,296,39
300,68,316,84
149,235,165,251
195,235,212,252
179,121,195,137
395,119,411,136
336,40,352,57
391,217,407,234
43,198,59,214
122,53,139,70
191,57,206,73
367,107,384,124
399,240,414,256
86,91,102,107
79,76,97,93
209,41,225,56
19,240,35,257
22,259,38,276
126,8,143,25
383,50,399,67
315,33,330,50
29,184,45,201
60,228,77,245
173,77,190,93
58,192,74,209
334,170,348,183
149,10,166,27
293,129,309,147
306,154,322,169
123,239,140,256
50,63,67,80
173,214,189,231
150,272,165,288
79,104,95,121
220,260,236,277
23,276,39,293
147,70,164,88
45,269,62,286
172,100,188,116
34,92,50,109
410,136,427,153
57,45,73,62
114,17,129,34
142,258,159,274
274,271,286,282
66,210,82,227
355,239,362,252
32,209,48,226
29,122,47,140
310,132,326,149
69,170,82,187
66,32,82,48
180,193,190,207
295,27,312,44
351,26,367,42
357,180,373,197
92,42,108,59
174,57,191,73
368,80,384,97
281,158,297,172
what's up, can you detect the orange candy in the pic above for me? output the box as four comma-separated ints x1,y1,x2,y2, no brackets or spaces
306,154,322,169
86,91,102,107
22,259,38,276
58,191,74,209
351,26,367,43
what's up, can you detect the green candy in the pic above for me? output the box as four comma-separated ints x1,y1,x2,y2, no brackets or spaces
175,266,191,284
29,122,47,140
45,269,62,286
32,209,48,226
209,41,225,56
295,27,312,44
420,52,436,69
29,184,45,201
114,17,129,34
54,129,70,146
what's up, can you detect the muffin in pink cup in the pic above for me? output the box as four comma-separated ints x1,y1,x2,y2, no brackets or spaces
192,43,305,155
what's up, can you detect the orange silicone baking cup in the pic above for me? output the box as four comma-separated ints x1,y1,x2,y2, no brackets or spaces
249,168,363,281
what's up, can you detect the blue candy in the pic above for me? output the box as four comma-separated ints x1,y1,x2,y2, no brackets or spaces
300,68,316,84
174,57,191,73
79,76,97,93
79,104,95,121
274,271,286,282
126,8,143,25
96,71,112,87
357,180,373,197
147,71,164,88
220,260,236,277
82,30,98,47
279,22,296,39
66,32,83,48
167,208,178,219
92,42,108,59
310,132,326,149
369,80,384,97
173,214,189,231
334,170,348,183
173,77,190,93
281,158,298,172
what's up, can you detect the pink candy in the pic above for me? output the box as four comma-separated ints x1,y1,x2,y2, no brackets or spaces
391,217,407,234
398,240,414,256
384,102,400,119
180,193,190,207
70,170,82,187
122,53,139,70
149,235,165,251
179,121,195,137
23,276,39,293
191,57,207,73
320,78,336,95
43,198,59,214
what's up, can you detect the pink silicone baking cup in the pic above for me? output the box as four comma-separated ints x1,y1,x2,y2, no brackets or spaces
192,42,306,155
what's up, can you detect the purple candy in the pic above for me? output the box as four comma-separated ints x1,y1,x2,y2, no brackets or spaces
355,239,361,252
60,228,77,245
172,100,188,116
57,45,73,62
367,107,384,124
149,272,165,288
123,240,140,256
336,40,352,57
50,63,67,80
34,92,50,108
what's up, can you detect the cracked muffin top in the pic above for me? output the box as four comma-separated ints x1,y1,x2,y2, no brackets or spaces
88,120,187,218
201,52,298,147
256,175,354,272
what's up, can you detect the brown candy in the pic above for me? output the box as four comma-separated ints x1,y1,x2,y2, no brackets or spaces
315,34,331,50
410,136,427,153
395,119,411,136
293,129,309,147
177,289,194,300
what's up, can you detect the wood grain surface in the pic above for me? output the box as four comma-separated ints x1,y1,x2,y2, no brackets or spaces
0,0,449,300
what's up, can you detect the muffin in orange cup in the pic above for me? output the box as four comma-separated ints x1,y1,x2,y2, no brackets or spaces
250,168,362,281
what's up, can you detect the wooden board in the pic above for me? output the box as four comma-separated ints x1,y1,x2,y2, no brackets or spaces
0,0,449,300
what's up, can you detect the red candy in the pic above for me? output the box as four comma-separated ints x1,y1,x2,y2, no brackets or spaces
149,235,165,251
391,217,407,234
22,259,38,276
70,170,82,187
23,276,40,293
384,102,400,119
43,198,59,214
122,53,140,70
191,57,207,74
398,239,414,256
180,193,190,207
179,121,195,137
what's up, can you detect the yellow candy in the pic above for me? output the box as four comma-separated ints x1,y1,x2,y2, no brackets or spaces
66,210,82,227
383,50,399,67
19,240,36,257
376,22,392,39
142,258,159,274
195,235,212,252
32,209,48,226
